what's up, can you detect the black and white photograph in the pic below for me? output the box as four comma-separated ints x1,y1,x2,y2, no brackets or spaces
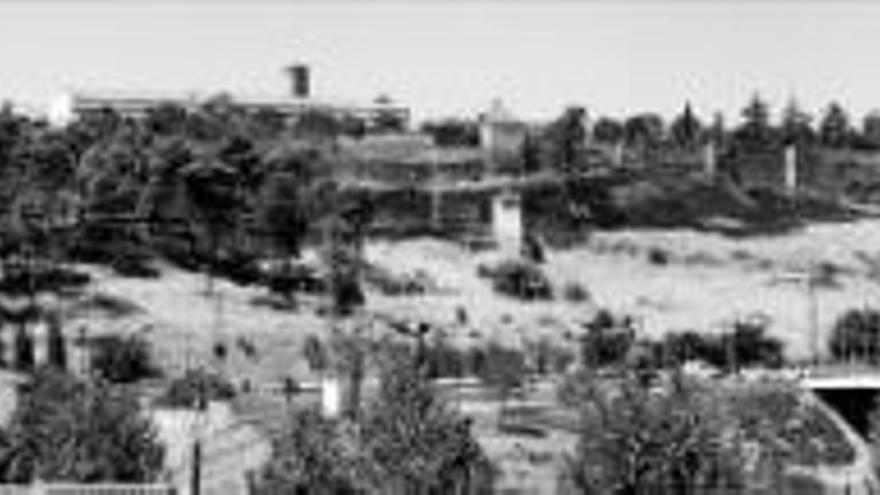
1,1,880,493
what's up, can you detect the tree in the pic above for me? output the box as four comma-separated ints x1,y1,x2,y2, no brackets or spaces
323,192,372,317
0,368,164,483
181,155,242,293
259,345,494,495
591,117,625,144
829,308,880,363
45,313,67,370
579,309,635,369
734,93,775,150
89,334,160,384
819,102,853,149
624,113,665,149
303,334,329,376
861,111,880,150
669,103,703,148
558,373,748,495
256,408,368,495
485,259,553,301
360,346,494,494
546,106,588,170
12,325,34,372
780,98,815,146
254,145,326,302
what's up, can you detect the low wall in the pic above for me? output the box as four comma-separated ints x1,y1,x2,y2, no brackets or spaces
0,485,175,495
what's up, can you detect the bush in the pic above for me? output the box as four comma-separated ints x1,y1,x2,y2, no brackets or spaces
654,318,784,371
263,262,325,297
829,308,880,363
302,335,328,374
46,315,67,370
89,334,161,384
580,310,636,368
482,260,553,301
424,337,469,379
647,246,670,266
110,254,160,278
212,249,262,286
13,325,34,372
156,369,237,408
563,282,590,303
0,262,91,296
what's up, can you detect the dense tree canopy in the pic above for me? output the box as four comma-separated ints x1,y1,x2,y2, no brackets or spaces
0,368,165,483
819,102,853,149
734,94,776,149
669,102,703,148
258,343,493,495
780,99,815,146
623,113,665,149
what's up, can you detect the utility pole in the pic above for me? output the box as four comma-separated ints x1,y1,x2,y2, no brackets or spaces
807,273,820,367
190,379,205,495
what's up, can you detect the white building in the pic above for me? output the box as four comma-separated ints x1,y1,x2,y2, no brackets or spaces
48,65,410,128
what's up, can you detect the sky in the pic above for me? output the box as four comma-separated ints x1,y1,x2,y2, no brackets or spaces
1,1,879,124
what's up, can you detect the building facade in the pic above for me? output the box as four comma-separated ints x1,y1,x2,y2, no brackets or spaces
48,65,410,129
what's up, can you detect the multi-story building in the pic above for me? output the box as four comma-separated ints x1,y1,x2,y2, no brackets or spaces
47,64,411,129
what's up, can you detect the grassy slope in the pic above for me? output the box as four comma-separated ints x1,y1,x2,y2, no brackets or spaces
79,216,880,387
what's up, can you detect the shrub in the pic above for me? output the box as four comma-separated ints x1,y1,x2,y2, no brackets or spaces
724,318,784,369
563,282,590,303
647,246,670,266
580,309,635,368
237,336,259,360
483,260,553,301
302,335,328,374
46,314,67,370
13,325,34,372
89,334,161,384
110,253,160,278
424,336,468,379
655,318,784,371
212,249,262,287
263,262,324,298
0,262,90,296
559,374,728,491
156,368,236,408
829,308,880,363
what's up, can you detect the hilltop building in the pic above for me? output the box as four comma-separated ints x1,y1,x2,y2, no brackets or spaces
339,100,528,251
478,99,528,173
47,64,411,129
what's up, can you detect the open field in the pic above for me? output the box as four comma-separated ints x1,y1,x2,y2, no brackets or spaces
69,217,880,390
370,218,880,360
44,218,880,494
